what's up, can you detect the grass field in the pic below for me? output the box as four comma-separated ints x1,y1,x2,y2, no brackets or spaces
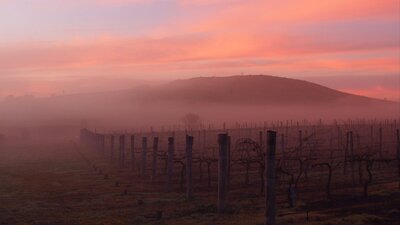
0,140,399,225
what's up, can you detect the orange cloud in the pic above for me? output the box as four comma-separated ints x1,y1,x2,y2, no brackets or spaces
165,0,398,36
1,30,397,73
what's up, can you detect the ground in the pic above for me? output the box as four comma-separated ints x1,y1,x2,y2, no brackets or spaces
0,141,399,225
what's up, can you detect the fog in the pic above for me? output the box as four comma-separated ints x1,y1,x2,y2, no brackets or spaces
0,76,397,141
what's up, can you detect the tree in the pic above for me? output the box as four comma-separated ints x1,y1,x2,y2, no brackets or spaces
181,113,201,130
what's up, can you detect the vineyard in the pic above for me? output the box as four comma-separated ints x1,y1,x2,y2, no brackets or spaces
78,120,400,224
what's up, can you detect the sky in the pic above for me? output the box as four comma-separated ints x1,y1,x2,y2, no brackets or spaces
0,0,399,100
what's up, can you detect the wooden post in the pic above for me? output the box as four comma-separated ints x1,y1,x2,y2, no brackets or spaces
218,133,228,214
100,135,105,155
203,129,206,150
130,135,135,171
298,130,303,157
186,135,194,200
95,134,100,151
198,130,201,150
397,129,400,190
141,137,148,177
265,131,277,225
370,125,374,152
110,135,115,162
227,135,231,188
379,127,383,158
166,137,174,192
329,133,334,162
152,137,159,180
344,132,349,174
281,133,285,156
119,135,125,168
349,131,356,196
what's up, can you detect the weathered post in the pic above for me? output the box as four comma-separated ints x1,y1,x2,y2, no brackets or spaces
110,135,115,162
370,125,374,152
203,129,206,150
198,130,201,149
218,133,228,214
281,133,285,161
344,132,349,174
349,131,356,196
298,130,303,157
227,135,231,187
130,135,135,171
119,135,126,168
95,134,100,151
100,135,105,155
186,135,194,200
379,127,383,158
152,137,159,180
397,129,400,190
141,137,148,177
166,137,174,192
265,131,277,225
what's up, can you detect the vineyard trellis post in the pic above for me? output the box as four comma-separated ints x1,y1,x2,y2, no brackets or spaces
379,127,383,159
337,126,342,155
110,135,115,162
397,129,400,189
227,135,231,188
152,137,159,180
281,133,285,162
349,131,356,196
370,125,374,152
344,131,349,174
100,135,105,155
141,137,148,177
265,130,277,225
218,133,229,214
130,135,135,171
119,135,125,168
298,130,303,157
95,134,100,152
203,129,206,150
166,137,174,192
186,135,194,200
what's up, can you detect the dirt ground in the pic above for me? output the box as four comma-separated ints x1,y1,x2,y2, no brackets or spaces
0,141,399,225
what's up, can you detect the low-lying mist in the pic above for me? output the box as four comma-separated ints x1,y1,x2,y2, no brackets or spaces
0,75,397,140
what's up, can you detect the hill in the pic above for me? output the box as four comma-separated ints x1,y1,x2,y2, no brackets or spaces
0,75,396,130
138,75,393,106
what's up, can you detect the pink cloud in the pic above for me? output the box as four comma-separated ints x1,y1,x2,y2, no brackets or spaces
163,0,398,36
0,31,397,73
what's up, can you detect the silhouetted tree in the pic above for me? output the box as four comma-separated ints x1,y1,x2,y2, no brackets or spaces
181,113,201,130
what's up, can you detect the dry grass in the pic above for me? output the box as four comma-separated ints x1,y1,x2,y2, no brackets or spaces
0,141,399,225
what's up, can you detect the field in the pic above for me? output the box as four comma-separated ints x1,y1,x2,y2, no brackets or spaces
0,121,399,225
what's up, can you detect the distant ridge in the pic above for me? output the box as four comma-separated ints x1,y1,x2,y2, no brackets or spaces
139,75,392,106
0,75,396,128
